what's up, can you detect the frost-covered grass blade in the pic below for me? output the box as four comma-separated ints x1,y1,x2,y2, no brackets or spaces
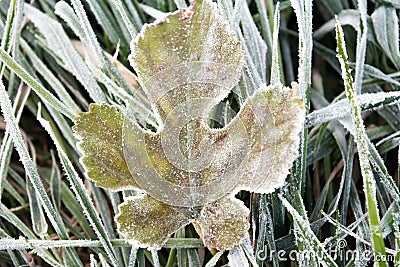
335,17,388,265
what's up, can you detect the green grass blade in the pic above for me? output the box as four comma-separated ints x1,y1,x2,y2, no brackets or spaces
110,0,138,38
121,0,144,31
371,5,400,69
335,17,388,265
280,195,338,266
0,204,62,266
26,161,48,237
0,49,75,119
89,184,124,265
136,249,145,267
0,77,82,266
107,0,138,48
24,4,107,104
340,136,355,225
45,104,77,150
227,245,249,267
254,0,272,63
84,0,125,46
187,248,201,267
176,229,187,267
54,1,86,42
290,0,312,105
353,0,368,95
270,3,281,86
240,236,258,266
361,64,400,87
285,2,313,262
140,3,166,19
68,0,108,67
289,0,312,199
3,179,25,205
60,182,97,239
37,106,121,266
68,0,132,92
205,251,223,267
128,246,138,267
0,83,29,199
314,9,361,40
99,253,112,267
367,139,400,204
0,0,17,54
239,1,267,87
306,91,400,127
217,0,266,95
20,39,81,114
50,151,61,209
151,249,161,267
255,195,279,266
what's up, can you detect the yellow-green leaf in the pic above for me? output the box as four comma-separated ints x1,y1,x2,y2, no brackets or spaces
73,104,138,190
115,194,191,249
195,197,250,250
229,83,305,194
73,0,305,252
129,0,243,120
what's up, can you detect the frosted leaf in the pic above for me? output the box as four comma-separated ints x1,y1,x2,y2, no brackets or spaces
115,194,191,249
123,99,250,207
73,104,139,190
123,0,246,207
233,83,306,194
123,81,304,207
195,197,250,250
115,194,249,250
74,0,306,252
129,0,244,120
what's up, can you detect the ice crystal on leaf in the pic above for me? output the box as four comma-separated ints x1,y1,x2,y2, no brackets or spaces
73,0,305,251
